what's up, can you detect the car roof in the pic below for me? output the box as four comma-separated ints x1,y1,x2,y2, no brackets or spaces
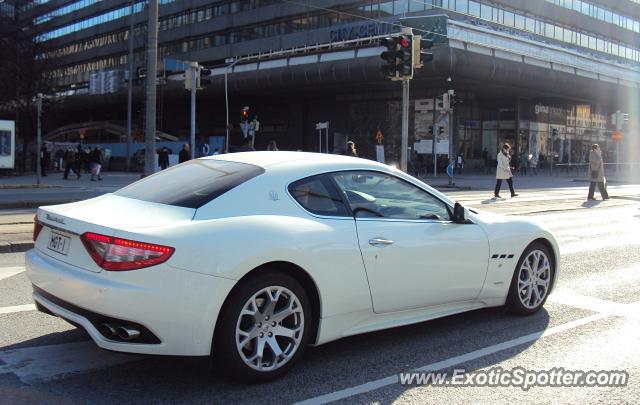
201,151,389,171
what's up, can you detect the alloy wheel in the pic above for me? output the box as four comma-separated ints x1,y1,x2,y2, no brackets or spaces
235,286,305,372
517,249,551,309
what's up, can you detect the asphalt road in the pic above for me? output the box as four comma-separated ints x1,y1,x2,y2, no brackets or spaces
0,202,639,404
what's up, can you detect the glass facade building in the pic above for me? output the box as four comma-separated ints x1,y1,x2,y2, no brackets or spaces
25,0,639,164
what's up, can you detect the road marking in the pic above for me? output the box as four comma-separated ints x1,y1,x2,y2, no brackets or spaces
295,312,609,405
0,304,36,314
0,266,25,281
0,341,141,384
549,291,640,320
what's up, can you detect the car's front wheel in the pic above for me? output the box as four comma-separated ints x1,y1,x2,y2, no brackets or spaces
506,242,554,315
214,271,311,382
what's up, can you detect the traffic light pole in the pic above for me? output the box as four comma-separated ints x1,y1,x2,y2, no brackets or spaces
401,79,410,172
224,58,246,153
432,97,437,177
448,109,454,186
144,0,158,176
126,0,134,172
189,62,197,159
36,93,42,186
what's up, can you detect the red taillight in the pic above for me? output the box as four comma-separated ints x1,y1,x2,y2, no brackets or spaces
33,215,43,242
80,232,174,271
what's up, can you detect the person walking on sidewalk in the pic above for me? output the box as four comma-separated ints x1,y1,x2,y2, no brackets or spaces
158,147,170,170
63,148,80,180
587,143,609,201
494,144,518,199
90,146,103,181
179,143,191,163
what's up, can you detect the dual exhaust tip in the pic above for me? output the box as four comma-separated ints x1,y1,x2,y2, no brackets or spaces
99,323,141,341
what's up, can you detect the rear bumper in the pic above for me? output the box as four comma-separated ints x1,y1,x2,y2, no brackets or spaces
26,248,236,356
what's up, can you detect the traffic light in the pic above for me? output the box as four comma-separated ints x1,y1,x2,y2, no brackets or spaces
241,106,250,122
379,35,413,80
399,35,413,78
552,128,558,138
439,127,445,136
199,68,211,85
380,36,400,79
413,37,434,69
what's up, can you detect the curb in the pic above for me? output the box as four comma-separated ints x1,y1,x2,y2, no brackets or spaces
0,240,34,253
0,200,79,210
433,184,473,191
0,185,62,189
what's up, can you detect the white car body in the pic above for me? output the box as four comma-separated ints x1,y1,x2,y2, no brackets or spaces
26,151,559,359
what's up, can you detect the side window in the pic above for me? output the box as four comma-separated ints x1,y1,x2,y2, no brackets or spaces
331,171,451,220
288,175,350,217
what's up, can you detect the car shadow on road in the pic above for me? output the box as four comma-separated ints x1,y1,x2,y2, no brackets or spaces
25,307,551,403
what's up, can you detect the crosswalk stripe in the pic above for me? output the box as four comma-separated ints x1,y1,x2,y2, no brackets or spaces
0,304,36,314
0,266,25,281
0,341,141,384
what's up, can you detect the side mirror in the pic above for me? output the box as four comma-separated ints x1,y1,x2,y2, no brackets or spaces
453,202,469,224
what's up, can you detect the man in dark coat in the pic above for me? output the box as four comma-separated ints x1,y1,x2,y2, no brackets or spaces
158,147,170,170
63,148,80,180
40,145,49,177
178,144,191,163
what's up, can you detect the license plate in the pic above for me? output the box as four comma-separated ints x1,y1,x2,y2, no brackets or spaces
47,231,71,255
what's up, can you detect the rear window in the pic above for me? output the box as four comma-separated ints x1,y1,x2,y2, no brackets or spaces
114,159,264,208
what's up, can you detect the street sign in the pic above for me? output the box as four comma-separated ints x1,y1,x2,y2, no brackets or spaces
0,120,15,169
376,145,385,163
612,131,623,143
164,58,188,72
446,161,454,178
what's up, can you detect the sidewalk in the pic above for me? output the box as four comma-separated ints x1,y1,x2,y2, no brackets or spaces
0,170,140,188
1,169,639,209
1,169,639,253
420,170,640,191
0,170,142,209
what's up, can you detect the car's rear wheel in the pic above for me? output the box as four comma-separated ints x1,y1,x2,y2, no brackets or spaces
214,271,311,382
506,242,554,315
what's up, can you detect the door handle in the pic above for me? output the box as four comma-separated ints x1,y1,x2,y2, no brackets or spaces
369,238,394,246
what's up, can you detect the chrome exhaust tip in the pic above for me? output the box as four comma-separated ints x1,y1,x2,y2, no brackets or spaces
99,323,118,338
116,325,141,341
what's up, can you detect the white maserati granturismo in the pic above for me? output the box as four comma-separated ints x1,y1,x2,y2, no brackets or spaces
26,151,559,382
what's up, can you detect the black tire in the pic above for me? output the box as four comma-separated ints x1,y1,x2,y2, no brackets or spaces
213,271,311,383
506,242,555,315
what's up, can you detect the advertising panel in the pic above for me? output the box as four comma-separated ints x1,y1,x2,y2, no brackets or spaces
0,120,15,169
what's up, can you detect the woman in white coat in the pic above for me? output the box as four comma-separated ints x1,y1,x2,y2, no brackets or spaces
494,144,518,198
587,143,609,200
